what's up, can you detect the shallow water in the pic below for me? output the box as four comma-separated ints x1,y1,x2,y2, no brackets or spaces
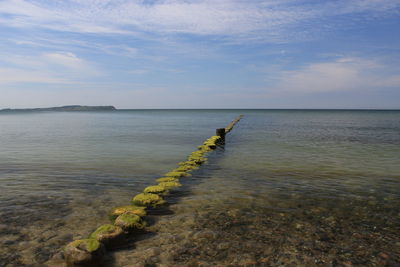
0,110,399,266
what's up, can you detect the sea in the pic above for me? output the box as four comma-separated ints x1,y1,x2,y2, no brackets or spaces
0,109,399,266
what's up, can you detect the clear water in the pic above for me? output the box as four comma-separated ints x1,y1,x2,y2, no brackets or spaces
0,110,399,266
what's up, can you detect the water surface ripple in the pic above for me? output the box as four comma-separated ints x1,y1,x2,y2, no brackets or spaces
0,110,399,266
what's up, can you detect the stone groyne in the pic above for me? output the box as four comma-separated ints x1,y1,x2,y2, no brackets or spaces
63,116,243,266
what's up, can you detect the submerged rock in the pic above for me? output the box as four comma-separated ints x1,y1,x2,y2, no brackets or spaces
144,185,168,195
190,151,205,157
132,193,166,207
202,136,221,149
187,152,207,164
114,212,146,231
156,177,179,183
175,164,198,172
89,224,124,248
192,158,206,165
158,181,182,189
178,161,198,167
64,239,105,266
165,171,188,178
109,205,146,221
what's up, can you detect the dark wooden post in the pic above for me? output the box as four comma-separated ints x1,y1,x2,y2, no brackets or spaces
216,128,226,143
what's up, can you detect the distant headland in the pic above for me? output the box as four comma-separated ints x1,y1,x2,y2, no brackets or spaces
0,105,117,112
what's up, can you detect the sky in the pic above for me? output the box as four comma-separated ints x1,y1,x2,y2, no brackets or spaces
0,0,399,109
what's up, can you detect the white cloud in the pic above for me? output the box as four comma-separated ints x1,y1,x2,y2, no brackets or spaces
0,67,68,84
43,52,97,74
0,0,399,40
272,57,400,93
0,52,100,84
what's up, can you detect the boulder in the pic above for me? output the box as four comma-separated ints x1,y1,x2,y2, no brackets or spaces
114,212,146,231
144,185,168,195
109,205,146,221
158,181,182,189
89,224,124,248
164,171,188,178
132,193,166,207
156,177,178,183
64,239,105,266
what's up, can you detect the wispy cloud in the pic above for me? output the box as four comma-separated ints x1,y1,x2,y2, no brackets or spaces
0,67,68,84
0,52,100,84
271,57,400,93
0,1,399,108
1,0,399,41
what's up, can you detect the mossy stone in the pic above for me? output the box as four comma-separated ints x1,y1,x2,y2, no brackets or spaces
165,171,187,178
64,239,105,266
188,151,206,159
158,181,182,189
199,146,212,152
203,136,220,149
178,161,197,166
89,224,124,248
132,193,166,207
109,205,146,221
204,143,217,149
175,164,198,172
156,177,178,183
187,159,203,165
114,212,146,231
190,152,205,157
188,156,206,164
144,185,168,194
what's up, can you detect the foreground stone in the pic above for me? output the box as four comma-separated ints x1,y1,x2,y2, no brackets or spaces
109,205,146,221
132,193,166,207
89,224,124,249
114,212,146,231
64,239,105,266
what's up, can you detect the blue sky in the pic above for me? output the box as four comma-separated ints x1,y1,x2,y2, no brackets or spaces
0,0,399,109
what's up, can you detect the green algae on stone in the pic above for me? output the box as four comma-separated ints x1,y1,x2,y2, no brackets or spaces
204,140,217,146
178,161,198,166
190,158,206,165
188,151,206,158
165,171,188,178
188,156,206,164
190,150,205,156
204,143,216,149
158,181,182,189
203,136,221,149
225,126,233,132
64,239,105,266
209,135,221,141
175,164,198,172
198,143,214,151
71,239,100,252
89,224,124,248
109,205,146,221
156,177,178,183
188,153,205,160
132,193,166,207
199,146,212,152
191,158,206,165
114,212,146,231
144,185,168,194
89,224,117,240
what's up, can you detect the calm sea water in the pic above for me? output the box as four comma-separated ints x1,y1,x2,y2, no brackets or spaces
0,110,399,266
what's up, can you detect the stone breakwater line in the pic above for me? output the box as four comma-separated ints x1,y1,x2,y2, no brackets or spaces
62,116,243,266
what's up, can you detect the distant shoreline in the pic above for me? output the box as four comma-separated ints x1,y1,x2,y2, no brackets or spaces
1,106,399,112
0,105,116,112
